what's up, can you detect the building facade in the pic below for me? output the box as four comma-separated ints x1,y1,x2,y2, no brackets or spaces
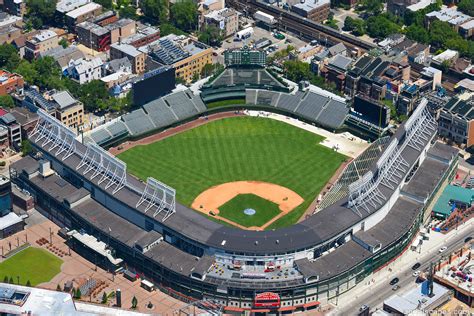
24,30,59,60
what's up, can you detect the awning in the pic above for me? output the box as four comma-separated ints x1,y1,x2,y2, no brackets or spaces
224,306,244,312
303,301,320,308
278,306,296,312
251,309,271,313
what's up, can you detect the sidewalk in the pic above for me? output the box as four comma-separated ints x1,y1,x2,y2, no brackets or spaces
333,218,474,312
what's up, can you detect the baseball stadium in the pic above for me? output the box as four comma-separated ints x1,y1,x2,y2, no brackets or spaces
9,61,459,314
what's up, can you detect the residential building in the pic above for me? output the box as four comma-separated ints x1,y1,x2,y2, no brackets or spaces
0,70,24,96
388,0,421,16
76,18,135,51
24,30,59,60
65,57,103,84
431,49,459,66
407,0,434,12
291,0,330,23
40,45,86,71
0,12,22,29
328,43,347,57
407,43,430,64
146,34,213,83
48,90,84,128
65,2,102,28
0,25,22,45
203,8,238,37
437,94,474,146
56,0,91,15
110,43,146,74
102,57,132,75
101,71,134,89
426,6,474,36
22,88,56,114
91,10,117,26
0,110,21,148
3,0,26,16
460,20,474,39
121,23,160,48
322,54,353,92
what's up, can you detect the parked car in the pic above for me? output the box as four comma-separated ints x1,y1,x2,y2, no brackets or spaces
392,285,400,291
390,277,399,285
439,246,448,253
412,262,421,270
465,236,473,243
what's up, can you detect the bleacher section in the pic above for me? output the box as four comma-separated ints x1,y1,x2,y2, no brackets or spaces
143,98,178,128
296,92,328,121
162,91,200,120
210,68,285,88
122,109,156,136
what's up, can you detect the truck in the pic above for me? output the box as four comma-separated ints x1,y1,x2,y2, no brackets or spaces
234,27,254,41
254,11,276,25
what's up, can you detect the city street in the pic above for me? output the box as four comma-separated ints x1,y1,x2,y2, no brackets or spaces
334,219,473,314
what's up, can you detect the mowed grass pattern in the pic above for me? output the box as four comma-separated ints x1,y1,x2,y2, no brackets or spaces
0,247,63,286
119,117,346,229
218,194,281,227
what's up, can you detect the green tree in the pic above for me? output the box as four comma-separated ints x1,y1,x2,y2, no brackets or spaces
26,0,56,27
3,276,8,283
78,80,110,112
405,25,429,43
140,0,168,24
366,15,401,39
95,0,113,9
74,288,82,299
15,60,37,84
101,292,108,304
59,38,69,49
170,0,198,32
343,17,365,36
198,25,223,46
119,6,138,19
0,95,14,108
458,0,474,16
361,0,383,16
428,20,460,49
0,44,20,71
131,296,138,309
21,140,32,156
8,277,13,284
283,60,312,82
26,280,31,287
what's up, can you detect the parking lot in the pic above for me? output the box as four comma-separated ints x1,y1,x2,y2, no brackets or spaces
212,24,308,64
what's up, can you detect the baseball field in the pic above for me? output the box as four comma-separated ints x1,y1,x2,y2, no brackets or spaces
118,116,346,229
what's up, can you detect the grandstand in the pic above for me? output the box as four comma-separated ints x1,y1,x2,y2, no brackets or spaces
210,68,285,88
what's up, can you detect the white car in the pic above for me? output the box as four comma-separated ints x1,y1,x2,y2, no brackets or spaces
412,270,420,277
439,246,448,253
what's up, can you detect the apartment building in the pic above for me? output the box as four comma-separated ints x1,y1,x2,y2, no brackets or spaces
437,95,474,147
203,8,238,37
65,57,103,84
426,6,474,38
0,70,24,96
76,18,135,51
24,30,59,60
122,24,160,48
66,2,102,28
110,43,146,74
49,91,84,129
291,0,330,23
146,34,213,83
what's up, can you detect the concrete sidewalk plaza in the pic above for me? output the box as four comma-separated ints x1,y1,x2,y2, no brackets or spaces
0,217,193,315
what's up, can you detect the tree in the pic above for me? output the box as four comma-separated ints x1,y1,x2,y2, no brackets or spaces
405,25,429,43
8,277,13,284
0,44,20,71
26,280,31,287
101,292,108,304
366,15,401,39
59,38,69,48
140,0,168,24
170,0,198,32
3,276,8,283
191,72,199,82
79,80,110,112
119,6,138,19
26,0,56,27
131,296,138,309
458,0,474,16
95,0,113,9
343,17,365,36
21,140,32,156
428,20,460,49
15,60,37,84
198,25,223,46
283,60,312,83
74,288,82,299
360,0,383,16
0,95,14,108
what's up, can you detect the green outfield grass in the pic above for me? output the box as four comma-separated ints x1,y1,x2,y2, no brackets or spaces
0,247,63,286
218,194,281,227
118,116,346,229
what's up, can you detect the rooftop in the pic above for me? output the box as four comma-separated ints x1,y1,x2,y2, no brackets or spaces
51,90,78,109
0,212,23,230
56,0,91,13
432,184,474,216
66,2,102,19
292,0,330,12
111,42,143,57
30,30,57,43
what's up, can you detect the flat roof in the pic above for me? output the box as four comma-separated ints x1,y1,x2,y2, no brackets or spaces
0,212,22,230
66,2,101,19
433,184,474,216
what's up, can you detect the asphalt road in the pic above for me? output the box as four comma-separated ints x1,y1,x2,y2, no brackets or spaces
338,227,473,315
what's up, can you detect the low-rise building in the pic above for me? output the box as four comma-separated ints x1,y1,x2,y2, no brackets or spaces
66,2,102,28
101,71,134,89
437,93,474,146
323,54,353,92
24,30,59,60
0,25,22,45
49,90,84,129
56,0,91,15
203,8,238,37
102,57,132,75
40,45,86,71
291,0,330,23
426,6,474,36
3,0,26,16
76,18,136,51
65,57,103,84
0,69,24,96
121,23,160,48
110,43,146,74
